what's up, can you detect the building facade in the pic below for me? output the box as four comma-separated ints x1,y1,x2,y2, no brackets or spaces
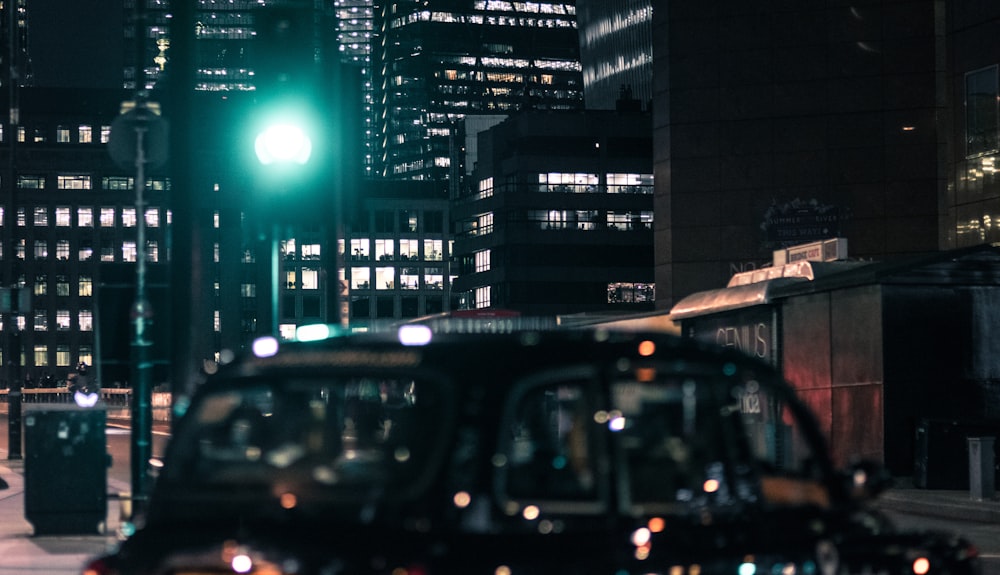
372,0,584,181
575,0,652,111
452,108,654,315
944,3,1000,249
653,1,944,309
343,181,458,328
0,88,172,387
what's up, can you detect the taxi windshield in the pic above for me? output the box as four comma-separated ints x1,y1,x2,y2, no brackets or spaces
163,375,449,498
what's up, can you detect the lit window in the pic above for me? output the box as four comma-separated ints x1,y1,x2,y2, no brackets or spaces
100,207,116,227
57,127,71,143
122,208,137,227
214,310,221,332
56,240,70,261
34,344,48,365
301,268,319,290
79,310,93,331
123,241,137,262
79,345,93,367
18,175,45,189
100,126,111,143
607,173,654,194
101,241,115,262
399,238,419,260
33,207,48,226
475,249,491,272
17,208,24,226
55,207,71,226
350,238,370,260
79,125,93,143
34,276,47,296
79,276,93,297
147,241,158,262
145,208,159,227
302,243,321,259
214,242,220,263
78,207,94,227
57,344,71,367
375,266,395,290
104,177,132,190
58,175,92,189
241,283,256,297
34,240,48,260
56,277,70,296
351,267,371,290
474,286,491,309
374,239,394,261
424,267,443,290
607,282,656,304
286,270,297,290
56,310,70,330
34,311,47,331
423,239,443,261
78,245,93,261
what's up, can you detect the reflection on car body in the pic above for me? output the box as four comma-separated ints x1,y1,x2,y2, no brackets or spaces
82,328,980,575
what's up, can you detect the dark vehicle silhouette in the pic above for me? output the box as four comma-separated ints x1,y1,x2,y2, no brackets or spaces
82,327,980,575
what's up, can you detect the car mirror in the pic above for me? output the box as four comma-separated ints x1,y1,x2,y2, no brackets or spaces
843,459,893,501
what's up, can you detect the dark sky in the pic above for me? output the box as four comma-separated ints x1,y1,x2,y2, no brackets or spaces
28,0,124,89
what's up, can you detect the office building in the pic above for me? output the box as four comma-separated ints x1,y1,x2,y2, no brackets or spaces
944,3,1000,249
372,1,584,182
0,88,172,386
343,181,457,328
452,107,653,315
576,0,652,110
653,2,944,309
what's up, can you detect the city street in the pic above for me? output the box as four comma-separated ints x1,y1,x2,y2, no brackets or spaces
3,412,1000,575
879,508,1000,572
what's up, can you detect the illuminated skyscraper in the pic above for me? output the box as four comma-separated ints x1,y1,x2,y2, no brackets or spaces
124,0,257,92
576,0,652,110
1,0,33,89
373,1,584,182
333,0,376,177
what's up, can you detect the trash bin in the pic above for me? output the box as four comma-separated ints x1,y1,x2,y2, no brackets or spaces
23,403,108,535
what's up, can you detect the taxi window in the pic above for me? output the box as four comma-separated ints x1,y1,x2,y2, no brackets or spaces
501,378,602,507
610,363,827,513
166,376,447,498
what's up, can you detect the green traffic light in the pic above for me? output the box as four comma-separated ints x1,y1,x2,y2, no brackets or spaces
255,122,313,165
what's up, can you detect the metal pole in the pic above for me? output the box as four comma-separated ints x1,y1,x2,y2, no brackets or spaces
130,116,153,502
5,0,21,460
6,325,21,460
271,224,280,335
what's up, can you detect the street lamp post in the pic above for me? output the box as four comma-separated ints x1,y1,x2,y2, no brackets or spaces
109,97,168,503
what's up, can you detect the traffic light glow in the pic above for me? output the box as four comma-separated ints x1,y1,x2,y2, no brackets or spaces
255,122,313,165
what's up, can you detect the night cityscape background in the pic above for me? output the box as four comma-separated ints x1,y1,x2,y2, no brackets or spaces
0,1,998,477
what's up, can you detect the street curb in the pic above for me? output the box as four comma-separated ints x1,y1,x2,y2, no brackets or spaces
874,490,1000,525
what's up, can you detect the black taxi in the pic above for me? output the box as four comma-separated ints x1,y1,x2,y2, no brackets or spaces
82,326,980,575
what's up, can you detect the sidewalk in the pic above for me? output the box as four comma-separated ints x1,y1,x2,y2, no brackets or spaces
0,458,125,575
1,458,998,575
872,478,1000,524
